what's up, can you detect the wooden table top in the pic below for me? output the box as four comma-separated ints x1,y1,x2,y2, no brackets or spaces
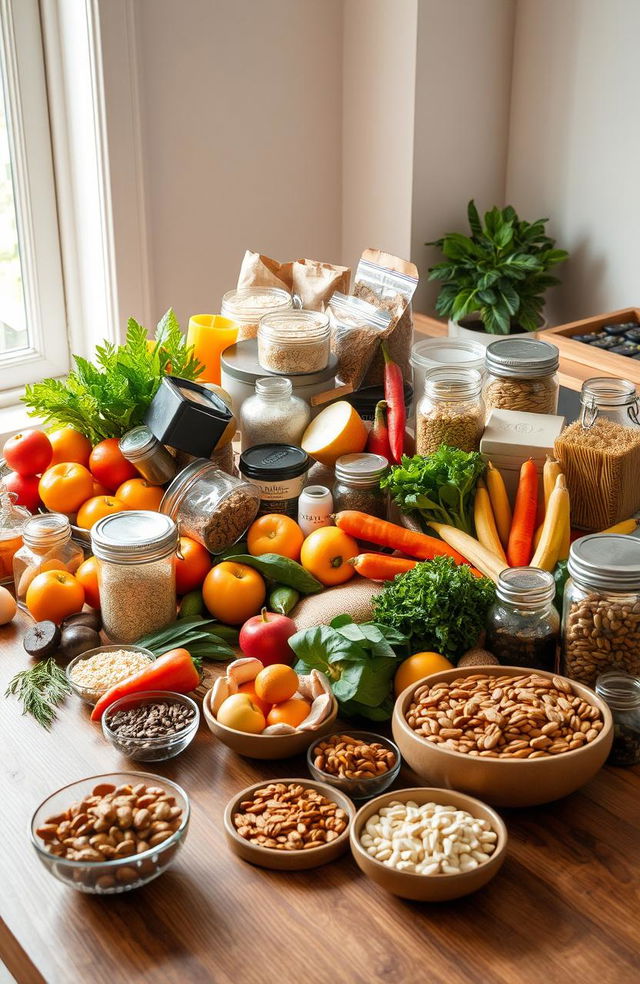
2,609,639,984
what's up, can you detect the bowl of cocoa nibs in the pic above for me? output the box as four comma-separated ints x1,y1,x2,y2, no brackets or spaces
102,690,200,762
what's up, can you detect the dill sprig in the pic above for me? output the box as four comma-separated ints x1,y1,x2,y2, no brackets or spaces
5,659,71,729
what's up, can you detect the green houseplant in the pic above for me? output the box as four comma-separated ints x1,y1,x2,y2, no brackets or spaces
427,201,568,336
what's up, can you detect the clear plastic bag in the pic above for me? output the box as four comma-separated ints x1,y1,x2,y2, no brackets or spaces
327,293,392,391
353,252,419,385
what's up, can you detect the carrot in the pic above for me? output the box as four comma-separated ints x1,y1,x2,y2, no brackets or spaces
90,648,200,721
507,459,538,567
350,553,418,580
382,344,405,464
333,511,468,564
366,400,392,460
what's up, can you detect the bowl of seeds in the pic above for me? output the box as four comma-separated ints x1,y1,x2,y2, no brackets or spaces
102,690,200,761
66,644,155,705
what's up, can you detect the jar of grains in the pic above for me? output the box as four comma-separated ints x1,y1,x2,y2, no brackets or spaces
416,367,485,455
13,513,84,606
333,453,388,520
239,377,311,452
91,511,178,643
119,426,178,486
487,567,559,672
221,287,293,342
595,671,640,767
484,338,559,415
258,310,331,375
161,459,260,553
561,533,640,687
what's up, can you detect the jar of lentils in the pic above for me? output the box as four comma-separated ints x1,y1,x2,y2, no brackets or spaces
484,338,559,415
487,567,559,672
416,367,485,454
333,453,388,539
595,671,640,766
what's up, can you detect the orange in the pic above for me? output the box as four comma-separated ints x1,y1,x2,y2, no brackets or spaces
247,514,305,561
26,569,85,624
75,556,100,609
38,463,94,514
300,527,358,586
301,401,367,466
48,427,92,467
394,651,454,697
115,477,164,511
202,561,266,625
254,664,298,705
237,680,271,717
174,536,212,595
76,495,126,530
266,697,311,729
92,480,110,497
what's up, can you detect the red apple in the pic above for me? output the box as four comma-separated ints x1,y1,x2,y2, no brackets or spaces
3,429,52,476
239,608,297,666
3,471,41,512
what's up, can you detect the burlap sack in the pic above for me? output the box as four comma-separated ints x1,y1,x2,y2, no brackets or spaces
292,580,384,631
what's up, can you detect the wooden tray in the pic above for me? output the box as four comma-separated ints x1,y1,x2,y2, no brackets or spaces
539,307,640,386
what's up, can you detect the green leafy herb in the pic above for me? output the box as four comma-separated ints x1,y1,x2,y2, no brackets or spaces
371,556,495,659
223,554,323,594
136,616,236,660
381,445,485,534
5,658,71,729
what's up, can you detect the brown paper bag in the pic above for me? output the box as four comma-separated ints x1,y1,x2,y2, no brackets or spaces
237,251,350,312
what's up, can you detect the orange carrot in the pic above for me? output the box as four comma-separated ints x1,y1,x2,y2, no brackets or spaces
91,648,199,721
507,459,538,566
350,553,418,580
333,511,468,564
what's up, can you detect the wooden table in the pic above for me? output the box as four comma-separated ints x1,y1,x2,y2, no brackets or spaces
1,610,639,984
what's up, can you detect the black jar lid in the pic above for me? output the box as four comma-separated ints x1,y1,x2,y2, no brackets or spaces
239,444,310,481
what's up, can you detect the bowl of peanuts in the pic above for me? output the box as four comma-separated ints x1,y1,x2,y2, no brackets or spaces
392,666,613,807
30,772,190,893
350,787,508,901
307,732,402,800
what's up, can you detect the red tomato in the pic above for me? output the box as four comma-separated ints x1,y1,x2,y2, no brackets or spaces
3,429,52,476
89,438,137,491
3,471,41,512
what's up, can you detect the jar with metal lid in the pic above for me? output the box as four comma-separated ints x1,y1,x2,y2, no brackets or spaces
0,488,29,586
561,534,640,686
333,453,388,520
238,444,309,519
258,310,331,375
484,338,559,415
487,567,559,671
119,426,177,486
416,367,485,455
221,287,293,342
13,513,84,606
595,671,640,766
161,459,260,553
239,377,311,452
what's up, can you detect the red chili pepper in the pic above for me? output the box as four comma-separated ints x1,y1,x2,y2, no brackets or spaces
382,344,405,465
90,648,200,721
366,400,392,460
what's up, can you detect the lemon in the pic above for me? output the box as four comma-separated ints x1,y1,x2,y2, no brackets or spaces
301,401,367,467
394,651,454,696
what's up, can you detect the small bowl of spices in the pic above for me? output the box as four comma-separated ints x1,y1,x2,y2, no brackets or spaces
102,690,199,762
307,731,401,800
66,644,154,705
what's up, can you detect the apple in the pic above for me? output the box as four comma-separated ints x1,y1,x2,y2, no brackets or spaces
3,471,41,512
239,608,297,667
216,693,266,734
3,429,52,476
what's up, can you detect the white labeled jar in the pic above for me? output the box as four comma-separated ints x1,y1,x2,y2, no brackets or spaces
239,376,311,452
221,287,292,342
416,367,485,454
484,338,559,415
258,310,330,375
297,486,333,536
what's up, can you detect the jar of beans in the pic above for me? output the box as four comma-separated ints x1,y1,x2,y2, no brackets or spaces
484,338,559,415
416,366,485,455
595,670,640,766
487,567,559,672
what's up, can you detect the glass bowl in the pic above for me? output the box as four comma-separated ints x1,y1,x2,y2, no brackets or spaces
30,771,190,894
307,731,402,801
66,644,155,705
102,690,200,762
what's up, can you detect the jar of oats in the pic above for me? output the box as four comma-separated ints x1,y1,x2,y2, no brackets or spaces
258,310,330,375
484,338,559,415
416,367,485,454
221,287,293,342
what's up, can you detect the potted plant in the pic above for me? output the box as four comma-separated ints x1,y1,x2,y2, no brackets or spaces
427,201,568,344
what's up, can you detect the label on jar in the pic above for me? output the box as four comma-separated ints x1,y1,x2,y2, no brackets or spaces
255,474,307,518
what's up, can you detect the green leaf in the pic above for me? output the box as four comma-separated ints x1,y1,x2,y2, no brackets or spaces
222,554,323,594
467,199,482,237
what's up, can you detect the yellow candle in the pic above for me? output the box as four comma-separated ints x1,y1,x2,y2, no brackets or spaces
187,314,239,384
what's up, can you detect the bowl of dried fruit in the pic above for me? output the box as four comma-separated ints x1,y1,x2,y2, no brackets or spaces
392,666,613,807
306,731,402,800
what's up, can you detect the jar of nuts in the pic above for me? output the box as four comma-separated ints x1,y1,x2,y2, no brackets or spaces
487,567,559,672
484,338,559,416
561,533,640,687
416,366,485,455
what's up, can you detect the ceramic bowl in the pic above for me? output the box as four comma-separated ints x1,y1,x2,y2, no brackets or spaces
350,787,507,901
306,731,402,801
66,644,154,705
224,778,355,870
392,666,613,807
202,687,338,759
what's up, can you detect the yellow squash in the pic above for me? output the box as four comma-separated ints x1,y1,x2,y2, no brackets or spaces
530,474,570,570
474,480,507,563
428,522,506,583
485,461,512,550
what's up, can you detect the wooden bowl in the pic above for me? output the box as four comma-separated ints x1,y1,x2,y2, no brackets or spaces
392,666,613,807
202,688,338,760
350,787,507,901
224,778,355,870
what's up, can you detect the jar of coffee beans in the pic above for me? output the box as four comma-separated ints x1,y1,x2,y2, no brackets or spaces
595,670,640,766
487,567,559,671
333,453,388,524
416,367,485,455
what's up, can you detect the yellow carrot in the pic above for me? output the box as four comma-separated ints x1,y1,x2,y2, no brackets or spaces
485,461,512,550
474,480,507,563
600,518,639,535
428,522,506,582
531,474,570,570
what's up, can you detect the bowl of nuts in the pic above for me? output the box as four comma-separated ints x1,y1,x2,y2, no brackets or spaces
223,779,355,870
30,772,189,893
102,691,200,762
307,732,402,800
392,666,613,807
350,787,508,901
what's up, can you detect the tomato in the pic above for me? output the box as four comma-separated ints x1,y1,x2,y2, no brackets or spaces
89,438,137,491
202,561,266,625
48,427,92,467
115,477,164,511
76,495,126,530
299,527,358,586
75,556,100,609
3,429,52,476
38,463,94,513
25,569,85,623
174,536,212,595
247,514,304,561
3,472,41,512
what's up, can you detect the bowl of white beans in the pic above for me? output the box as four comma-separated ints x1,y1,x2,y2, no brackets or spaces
350,787,507,901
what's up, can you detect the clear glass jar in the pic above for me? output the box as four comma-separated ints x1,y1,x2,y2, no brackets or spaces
596,671,640,766
333,453,388,521
91,511,178,643
239,377,311,452
0,489,29,586
416,367,485,454
410,337,486,401
484,338,559,415
13,513,85,606
258,310,330,375
161,459,260,553
119,426,178,485
221,287,293,342
487,567,559,671
579,376,640,429
561,533,640,687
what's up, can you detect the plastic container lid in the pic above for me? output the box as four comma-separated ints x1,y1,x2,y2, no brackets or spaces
568,533,640,592
334,453,388,486
222,339,337,384
411,338,485,371
239,444,310,481
485,338,559,378
92,510,178,564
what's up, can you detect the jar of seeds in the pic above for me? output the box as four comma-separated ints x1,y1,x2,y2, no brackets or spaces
91,511,178,643
258,310,330,375
333,454,388,541
221,287,293,342
595,671,640,766
416,367,485,455
487,567,559,672
239,376,311,451
484,338,559,415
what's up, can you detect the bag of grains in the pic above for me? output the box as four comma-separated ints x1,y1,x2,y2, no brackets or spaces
327,293,392,391
237,250,351,312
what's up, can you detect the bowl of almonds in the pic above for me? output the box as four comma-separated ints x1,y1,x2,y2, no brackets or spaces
307,732,402,800
392,667,613,807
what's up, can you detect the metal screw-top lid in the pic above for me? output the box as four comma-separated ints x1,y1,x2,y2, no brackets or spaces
568,534,640,592
119,425,158,459
496,567,556,608
485,338,559,378
92,510,178,564
334,453,389,487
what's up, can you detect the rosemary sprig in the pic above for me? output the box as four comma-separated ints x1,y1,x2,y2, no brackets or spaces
5,659,71,729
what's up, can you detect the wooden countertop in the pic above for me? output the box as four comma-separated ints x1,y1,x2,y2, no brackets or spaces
1,610,639,984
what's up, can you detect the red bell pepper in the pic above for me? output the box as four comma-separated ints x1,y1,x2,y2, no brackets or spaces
382,344,405,465
366,400,392,460
90,648,200,721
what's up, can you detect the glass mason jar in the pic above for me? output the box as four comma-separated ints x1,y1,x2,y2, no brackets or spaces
13,513,84,606
561,533,640,687
416,367,485,455
487,567,559,671
484,338,559,415
579,376,640,429
258,310,331,375
221,287,293,342
333,453,388,520
119,426,178,486
239,377,311,452
91,511,178,643
596,670,640,766
0,489,29,586
161,459,260,553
